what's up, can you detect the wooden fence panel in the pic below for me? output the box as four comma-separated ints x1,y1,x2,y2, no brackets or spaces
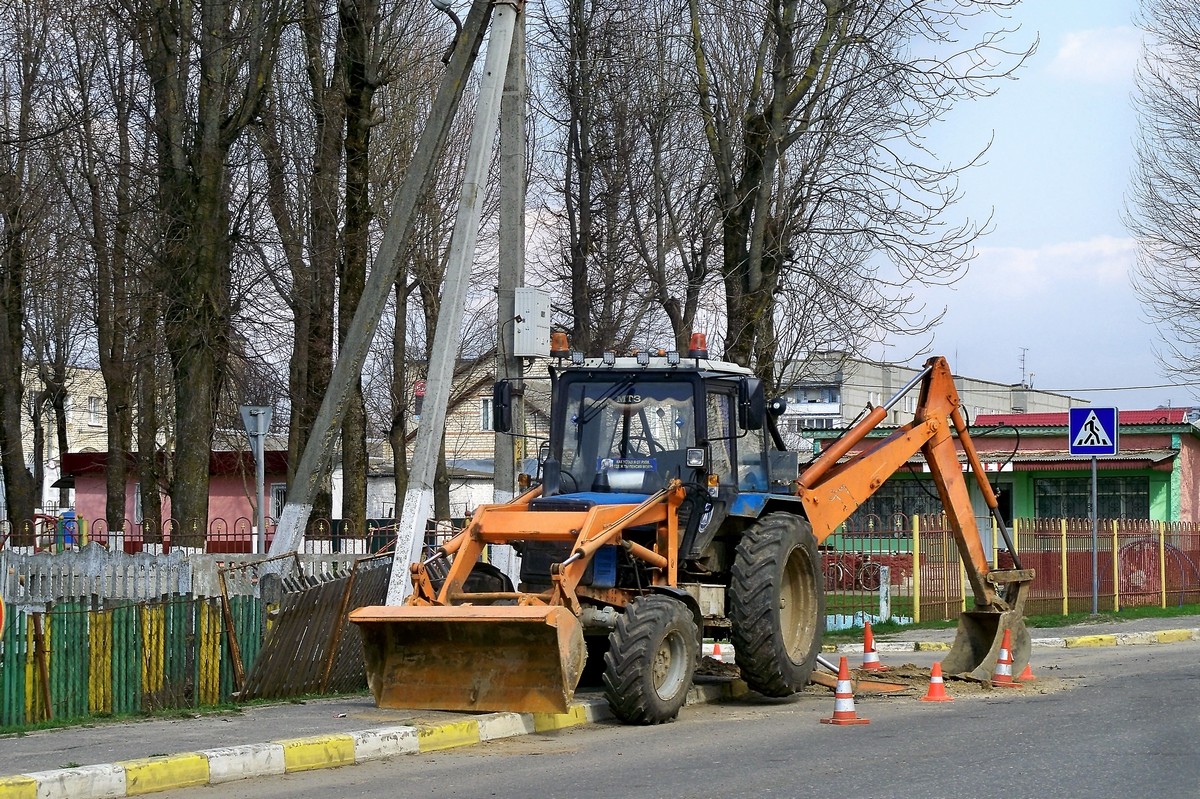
239,559,388,700
0,607,26,727
88,606,113,715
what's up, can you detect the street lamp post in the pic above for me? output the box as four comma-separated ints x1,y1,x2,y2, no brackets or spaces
240,405,273,554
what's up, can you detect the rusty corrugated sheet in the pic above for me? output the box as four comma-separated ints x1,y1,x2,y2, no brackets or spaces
238,557,389,699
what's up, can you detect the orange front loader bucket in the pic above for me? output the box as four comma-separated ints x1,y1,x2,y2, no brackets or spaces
349,604,587,714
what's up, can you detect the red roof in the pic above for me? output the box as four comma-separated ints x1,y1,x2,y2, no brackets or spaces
976,408,1192,427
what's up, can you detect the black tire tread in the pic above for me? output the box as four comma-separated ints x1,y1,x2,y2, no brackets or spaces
602,595,698,724
729,512,823,697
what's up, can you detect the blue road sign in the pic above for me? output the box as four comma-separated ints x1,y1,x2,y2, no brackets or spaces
1068,407,1119,457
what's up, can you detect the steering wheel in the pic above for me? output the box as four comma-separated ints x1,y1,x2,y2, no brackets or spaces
623,436,658,457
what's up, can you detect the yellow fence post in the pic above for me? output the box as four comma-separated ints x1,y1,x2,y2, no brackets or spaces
960,556,968,613
991,515,999,569
912,514,921,624
1111,520,1120,612
1159,521,1167,609
1060,519,1068,617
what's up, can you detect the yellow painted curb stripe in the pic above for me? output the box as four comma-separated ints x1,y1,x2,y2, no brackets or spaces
0,776,37,799
533,704,589,732
1155,629,1193,644
418,720,481,752
279,734,356,772
915,641,951,651
1065,634,1117,648
120,753,209,796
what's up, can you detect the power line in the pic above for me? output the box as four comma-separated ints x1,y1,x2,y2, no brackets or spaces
829,378,1200,396
1037,382,1200,394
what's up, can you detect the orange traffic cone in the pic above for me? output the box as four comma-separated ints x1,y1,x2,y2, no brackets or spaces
1017,662,1036,682
820,656,870,725
920,661,954,702
990,628,1022,689
861,622,886,672
712,642,723,663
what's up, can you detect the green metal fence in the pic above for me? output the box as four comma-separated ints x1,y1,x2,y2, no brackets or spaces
0,595,264,729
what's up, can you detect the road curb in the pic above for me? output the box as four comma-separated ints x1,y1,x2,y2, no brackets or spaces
0,691,743,799
2,628,1195,799
843,627,1200,653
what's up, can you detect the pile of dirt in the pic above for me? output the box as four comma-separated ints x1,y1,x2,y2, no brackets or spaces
698,656,1068,698
852,663,1068,697
696,655,741,678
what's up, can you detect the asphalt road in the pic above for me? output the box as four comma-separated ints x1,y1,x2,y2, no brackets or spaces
146,643,1200,799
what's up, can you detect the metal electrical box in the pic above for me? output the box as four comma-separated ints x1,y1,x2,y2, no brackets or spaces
513,288,551,357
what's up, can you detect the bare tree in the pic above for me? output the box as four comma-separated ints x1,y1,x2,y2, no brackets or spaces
688,0,1031,386
122,0,285,546
530,0,662,355
52,5,157,532
24,197,92,511
1128,0,1200,382
0,0,56,530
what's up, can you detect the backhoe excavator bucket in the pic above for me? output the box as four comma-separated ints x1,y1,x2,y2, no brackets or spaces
941,608,1031,682
942,571,1034,682
349,604,587,714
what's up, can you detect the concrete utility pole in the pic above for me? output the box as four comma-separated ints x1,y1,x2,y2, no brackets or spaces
385,2,522,605
265,0,495,561
490,13,527,587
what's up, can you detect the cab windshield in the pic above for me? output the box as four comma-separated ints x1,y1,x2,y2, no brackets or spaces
558,378,696,494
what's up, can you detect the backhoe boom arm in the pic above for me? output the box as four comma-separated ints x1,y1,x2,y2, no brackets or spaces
795,357,1012,610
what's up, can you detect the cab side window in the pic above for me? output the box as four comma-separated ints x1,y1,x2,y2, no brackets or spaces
705,391,734,484
737,424,768,491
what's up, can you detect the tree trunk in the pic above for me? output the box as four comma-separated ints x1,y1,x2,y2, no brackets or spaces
135,310,164,545
160,163,232,547
0,200,37,534
338,0,379,535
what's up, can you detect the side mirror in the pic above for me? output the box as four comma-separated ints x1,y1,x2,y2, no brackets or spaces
492,380,513,433
738,377,765,430
767,397,787,418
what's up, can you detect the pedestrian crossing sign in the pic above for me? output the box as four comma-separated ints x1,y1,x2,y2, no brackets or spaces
1068,407,1119,457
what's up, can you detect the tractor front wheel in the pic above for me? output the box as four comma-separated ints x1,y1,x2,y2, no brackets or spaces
602,595,698,724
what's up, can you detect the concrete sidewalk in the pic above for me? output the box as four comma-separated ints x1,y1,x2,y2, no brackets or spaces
867,614,1200,651
2,616,1197,799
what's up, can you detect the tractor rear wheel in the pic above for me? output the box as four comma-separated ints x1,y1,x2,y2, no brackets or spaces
602,595,698,724
729,513,824,696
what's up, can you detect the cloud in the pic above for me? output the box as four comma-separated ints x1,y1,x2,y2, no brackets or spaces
1047,27,1142,85
969,235,1136,299
893,235,1162,390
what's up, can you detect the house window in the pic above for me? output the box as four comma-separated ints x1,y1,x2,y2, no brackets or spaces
480,397,494,431
271,483,288,519
88,396,103,426
133,483,142,524
1034,476,1149,519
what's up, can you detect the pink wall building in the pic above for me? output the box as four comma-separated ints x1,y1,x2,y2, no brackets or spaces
60,451,289,553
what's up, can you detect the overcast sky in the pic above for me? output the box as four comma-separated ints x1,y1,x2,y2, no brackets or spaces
885,0,1197,411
